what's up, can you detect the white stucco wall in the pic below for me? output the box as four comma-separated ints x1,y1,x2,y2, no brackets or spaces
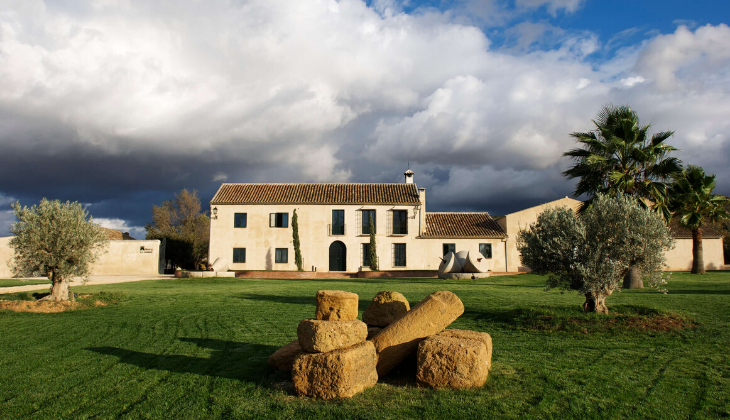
0,236,161,277
498,197,582,272
0,236,14,278
664,238,725,271
91,240,161,275
208,204,506,272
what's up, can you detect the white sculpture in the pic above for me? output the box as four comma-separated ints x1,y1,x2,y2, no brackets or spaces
438,251,490,279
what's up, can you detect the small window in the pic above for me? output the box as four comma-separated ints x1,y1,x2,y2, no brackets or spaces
443,243,456,256
234,213,247,228
332,210,345,235
233,248,246,263
393,244,406,267
362,243,371,267
269,213,289,228
479,243,492,259
361,210,376,235
275,248,288,263
392,210,408,235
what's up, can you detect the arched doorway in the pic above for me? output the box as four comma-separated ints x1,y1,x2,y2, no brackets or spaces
329,241,347,272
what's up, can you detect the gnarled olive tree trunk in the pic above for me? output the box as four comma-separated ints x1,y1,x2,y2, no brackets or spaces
583,291,611,314
43,272,74,302
692,227,705,274
622,266,644,289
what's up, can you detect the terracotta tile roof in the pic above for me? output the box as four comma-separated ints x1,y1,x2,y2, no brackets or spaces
211,183,421,205
669,219,724,239
422,212,507,238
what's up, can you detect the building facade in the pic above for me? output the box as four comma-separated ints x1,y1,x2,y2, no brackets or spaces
208,173,507,273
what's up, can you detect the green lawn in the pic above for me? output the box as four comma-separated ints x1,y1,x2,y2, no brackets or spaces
0,278,50,288
1,272,729,419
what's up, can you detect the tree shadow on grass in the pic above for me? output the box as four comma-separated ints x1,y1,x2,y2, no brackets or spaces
87,338,281,384
234,293,376,311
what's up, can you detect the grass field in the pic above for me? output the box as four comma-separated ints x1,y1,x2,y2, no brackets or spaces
1,272,729,419
0,278,50,288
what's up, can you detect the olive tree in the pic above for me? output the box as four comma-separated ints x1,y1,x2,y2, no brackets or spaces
517,194,673,314
9,199,108,301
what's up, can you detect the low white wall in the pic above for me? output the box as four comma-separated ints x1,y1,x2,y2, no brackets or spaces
664,238,725,271
0,237,162,277
0,237,14,278
91,240,161,276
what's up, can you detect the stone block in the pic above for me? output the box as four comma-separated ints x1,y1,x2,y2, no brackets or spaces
362,291,410,327
267,340,303,371
315,290,359,321
292,341,378,399
367,326,382,340
297,319,367,353
440,329,493,370
370,290,464,376
416,334,488,389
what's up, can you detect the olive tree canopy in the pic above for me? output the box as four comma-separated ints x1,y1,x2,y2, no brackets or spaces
9,199,108,301
517,194,674,313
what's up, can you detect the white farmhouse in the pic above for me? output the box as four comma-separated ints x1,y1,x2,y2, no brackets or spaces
208,170,508,274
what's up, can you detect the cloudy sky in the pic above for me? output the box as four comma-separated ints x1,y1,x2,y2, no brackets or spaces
1,0,729,238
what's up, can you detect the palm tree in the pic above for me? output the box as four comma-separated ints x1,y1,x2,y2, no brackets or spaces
563,104,682,220
668,166,729,274
563,104,682,288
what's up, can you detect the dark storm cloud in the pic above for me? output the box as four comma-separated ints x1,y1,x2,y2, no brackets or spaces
0,1,728,235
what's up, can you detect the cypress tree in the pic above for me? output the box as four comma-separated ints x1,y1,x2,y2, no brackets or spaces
292,209,303,271
368,214,378,271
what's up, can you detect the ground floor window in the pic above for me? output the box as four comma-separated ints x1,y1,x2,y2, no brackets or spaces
275,248,288,263
233,248,246,263
479,243,492,259
362,243,371,267
443,243,455,256
393,243,406,267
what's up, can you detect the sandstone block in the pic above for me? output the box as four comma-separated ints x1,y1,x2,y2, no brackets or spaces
367,326,382,340
362,291,410,327
297,319,367,353
440,329,493,370
315,290,359,321
370,290,464,376
416,335,488,389
292,341,378,399
268,340,303,371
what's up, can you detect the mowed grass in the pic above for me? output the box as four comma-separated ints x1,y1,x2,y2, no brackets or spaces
0,278,50,288
1,273,729,419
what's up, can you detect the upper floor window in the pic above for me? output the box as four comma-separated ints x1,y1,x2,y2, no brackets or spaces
361,210,376,235
269,213,289,228
332,210,345,235
234,213,247,228
233,248,246,263
392,210,408,235
479,243,492,259
443,243,455,256
275,248,288,263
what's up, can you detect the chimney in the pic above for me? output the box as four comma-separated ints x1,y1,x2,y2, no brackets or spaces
404,169,414,184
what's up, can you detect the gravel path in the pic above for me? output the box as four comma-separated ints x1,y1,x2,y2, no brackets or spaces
0,275,175,294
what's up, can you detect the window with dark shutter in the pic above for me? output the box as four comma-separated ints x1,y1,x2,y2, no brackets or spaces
269,213,289,228
234,213,247,228
393,244,406,267
361,210,376,235
275,248,288,263
479,243,492,259
392,210,408,235
443,243,456,256
233,248,246,263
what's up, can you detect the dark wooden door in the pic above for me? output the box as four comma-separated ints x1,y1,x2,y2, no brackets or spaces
329,241,346,271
